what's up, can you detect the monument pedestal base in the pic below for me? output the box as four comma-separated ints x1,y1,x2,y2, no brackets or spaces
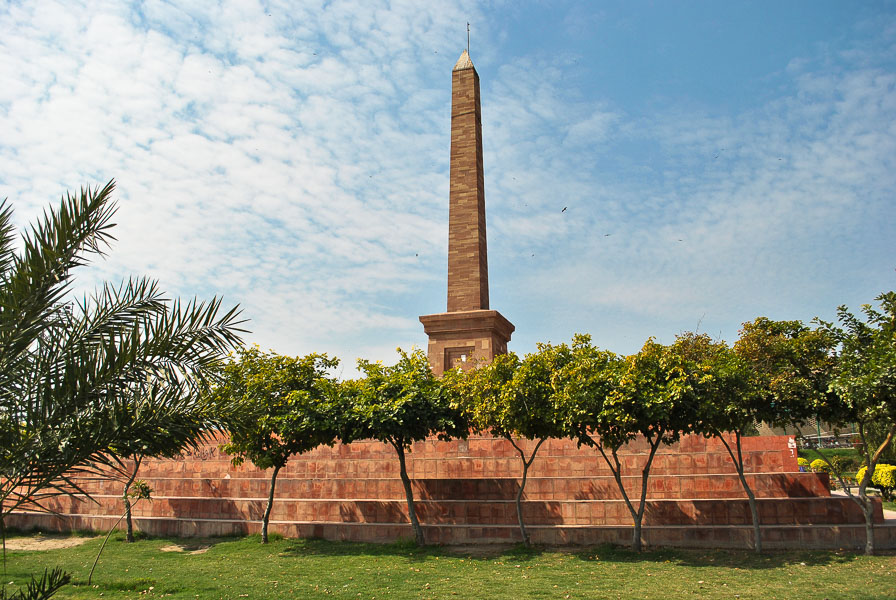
419,310,514,376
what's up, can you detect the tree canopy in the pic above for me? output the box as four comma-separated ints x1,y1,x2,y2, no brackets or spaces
214,346,340,543
557,334,697,551
822,293,896,461
734,317,835,427
340,348,466,545
449,345,570,545
817,292,896,554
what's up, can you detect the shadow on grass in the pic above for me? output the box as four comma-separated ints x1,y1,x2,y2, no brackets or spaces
277,536,438,563
276,538,559,565
270,536,866,570
61,532,876,574
75,530,244,553
9,528,879,573
4,525,100,538
570,544,861,570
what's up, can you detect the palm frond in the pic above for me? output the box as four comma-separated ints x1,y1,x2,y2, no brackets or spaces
0,181,117,389
0,567,70,600
0,181,245,522
0,199,17,277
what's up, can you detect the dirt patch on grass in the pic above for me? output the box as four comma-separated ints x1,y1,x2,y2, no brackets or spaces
159,541,213,555
4,534,96,551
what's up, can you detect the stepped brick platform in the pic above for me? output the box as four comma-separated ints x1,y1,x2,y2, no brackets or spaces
9,433,895,550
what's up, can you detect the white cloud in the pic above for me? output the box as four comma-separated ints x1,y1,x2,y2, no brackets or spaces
1,1,894,369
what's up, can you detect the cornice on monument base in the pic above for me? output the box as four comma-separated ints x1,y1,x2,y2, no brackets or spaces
419,310,515,377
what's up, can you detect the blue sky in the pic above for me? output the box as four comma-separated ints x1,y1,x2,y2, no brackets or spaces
2,1,894,374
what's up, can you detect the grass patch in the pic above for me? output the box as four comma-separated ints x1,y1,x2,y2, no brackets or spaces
2,532,895,599
799,448,860,459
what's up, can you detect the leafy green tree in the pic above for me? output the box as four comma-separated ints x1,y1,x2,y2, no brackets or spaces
682,327,810,554
734,318,835,427
682,333,764,551
559,335,696,551
717,319,835,553
863,420,896,464
340,348,467,546
88,479,152,584
0,181,243,597
448,346,568,546
817,292,896,555
213,346,340,543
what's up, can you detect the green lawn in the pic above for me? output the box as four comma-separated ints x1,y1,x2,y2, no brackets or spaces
798,448,862,461
3,533,895,600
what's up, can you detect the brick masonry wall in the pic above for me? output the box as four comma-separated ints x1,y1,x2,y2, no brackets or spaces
10,433,891,550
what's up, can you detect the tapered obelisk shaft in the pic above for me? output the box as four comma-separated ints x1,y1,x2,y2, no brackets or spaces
420,50,513,376
447,50,489,312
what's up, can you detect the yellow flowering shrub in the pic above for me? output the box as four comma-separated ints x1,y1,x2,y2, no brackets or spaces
810,458,830,473
855,464,896,501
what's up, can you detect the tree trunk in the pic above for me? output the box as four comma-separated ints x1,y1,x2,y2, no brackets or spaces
828,473,876,555
814,426,884,556
123,495,133,543
89,511,130,585
508,437,546,546
719,431,762,553
856,426,876,556
1,500,6,566
262,464,282,544
631,438,662,552
123,457,142,543
861,496,875,556
853,423,893,555
394,442,424,546
740,470,761,555
592,437,641,551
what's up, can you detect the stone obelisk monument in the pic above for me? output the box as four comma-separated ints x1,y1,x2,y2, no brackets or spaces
420,50,514,376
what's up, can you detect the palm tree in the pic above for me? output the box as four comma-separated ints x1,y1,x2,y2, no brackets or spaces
0,179,245,539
